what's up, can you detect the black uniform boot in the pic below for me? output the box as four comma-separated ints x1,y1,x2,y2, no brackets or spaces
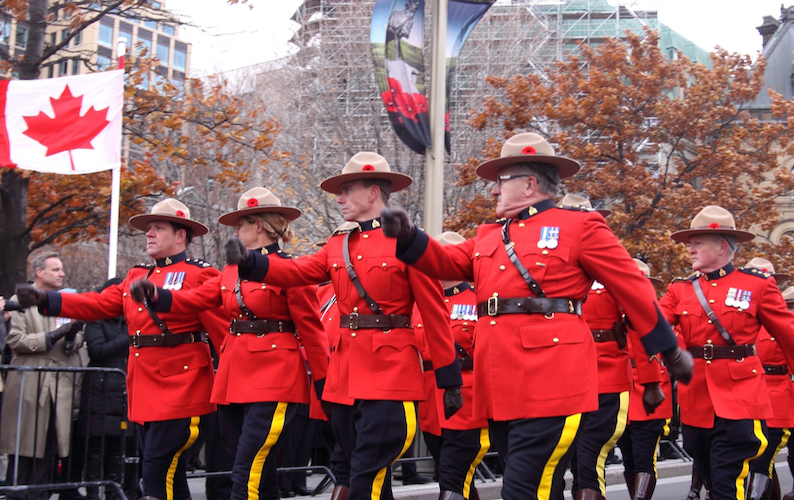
746,473,771,500
634,472,656,500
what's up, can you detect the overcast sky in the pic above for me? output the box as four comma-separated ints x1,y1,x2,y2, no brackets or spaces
164,0,784,76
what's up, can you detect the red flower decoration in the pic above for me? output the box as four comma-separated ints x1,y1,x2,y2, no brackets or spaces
175,210,186,218
362,164,375,171
247,198,259,207
708,222,720,229
762,268,769,272
522,146,536,155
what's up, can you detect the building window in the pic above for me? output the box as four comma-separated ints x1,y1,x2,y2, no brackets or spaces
60,59,68,76
62,28,71,47
173,47,186,71
99,22,113,47
172,77,185,97
15,26,27,48
97,54,111,70
74,30,81,46
161,24,175,36
157,40,169,64
72,58,80,74
47,65,54,78
144,20,158,30
49,32,56,46
118,29,133,51
150,1,161,9
137,37,152,57
1,18,11,45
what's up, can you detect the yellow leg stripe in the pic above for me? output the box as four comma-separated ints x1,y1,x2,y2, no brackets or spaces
463,428,491,499
166,416,201,500
768,428,791,477
594,392,629,495
735,420,768,500
371,402,416,500
538,414,582,500
247,402,289,500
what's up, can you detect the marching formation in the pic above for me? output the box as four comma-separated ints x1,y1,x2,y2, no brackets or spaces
6,132,794,500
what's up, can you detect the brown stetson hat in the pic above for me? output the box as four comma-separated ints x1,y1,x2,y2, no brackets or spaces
129,198,209,236
558,193,611,217
782,286,794,303
218,187,301,226
633,258,663,286
435,231,466,246
742,257,790,282
475,133,581,181
670,205,755,243
320,152,413,195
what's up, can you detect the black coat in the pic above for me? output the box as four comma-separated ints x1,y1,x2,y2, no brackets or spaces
79,316,129,437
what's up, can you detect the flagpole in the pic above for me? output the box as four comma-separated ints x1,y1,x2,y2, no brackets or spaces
108,38,126,279
424,0,447,237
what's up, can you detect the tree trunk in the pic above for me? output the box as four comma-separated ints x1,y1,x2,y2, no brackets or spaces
0,170,31,297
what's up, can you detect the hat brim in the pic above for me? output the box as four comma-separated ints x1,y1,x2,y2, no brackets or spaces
475,154,581,181
773,273,791,281
649,277,664,286
218,205,302,226
670,228,756,243
320,172,413,195
129,214,209,236
596,209,612,217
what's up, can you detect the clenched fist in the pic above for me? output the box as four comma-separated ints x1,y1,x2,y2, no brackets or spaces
129,279,157,303
381,207,416,243
225,237,250,267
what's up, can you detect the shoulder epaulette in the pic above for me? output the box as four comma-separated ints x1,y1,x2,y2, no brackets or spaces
274,251,296,260
134,263,154,269
671,272,699,283
185,258,213,269
740,268,771,279
332,221,360,236
559,205,594,213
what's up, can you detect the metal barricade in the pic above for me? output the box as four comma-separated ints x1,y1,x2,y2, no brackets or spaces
0,365,138,500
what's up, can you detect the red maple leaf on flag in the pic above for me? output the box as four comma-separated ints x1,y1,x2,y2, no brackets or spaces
23,84,111,171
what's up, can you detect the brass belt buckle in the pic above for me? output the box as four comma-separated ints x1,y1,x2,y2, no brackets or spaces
349,312,359,330
132,333,141,348
703,344,714,361
487,296,498,316
229,319,237,334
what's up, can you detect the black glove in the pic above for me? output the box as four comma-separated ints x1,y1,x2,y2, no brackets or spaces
129,279,156,303
48,321,83,345
663,346,694,384
3,300,23,312
641,382,665,415
225,237,250,267
443,386,463,419
15,284,48,309
380,206,416,243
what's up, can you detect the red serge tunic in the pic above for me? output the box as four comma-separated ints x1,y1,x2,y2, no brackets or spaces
155,245,329,406
414,284,488,434
44,252,227,423
626,334,673,422
582,283,632,394
756,327,794,429
240,220,462,405
395,199,679,422
659,265,794,428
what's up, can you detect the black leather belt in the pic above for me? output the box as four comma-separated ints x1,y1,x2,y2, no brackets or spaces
422,358,473,371
686,344,756,360
591,329,617,342
229,319,295,335
476,297,582,317
423,360,433,371
339,313,411,330
763,364,789,376
130,331,207,348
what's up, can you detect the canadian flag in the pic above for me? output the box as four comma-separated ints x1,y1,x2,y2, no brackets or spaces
0,70,123,174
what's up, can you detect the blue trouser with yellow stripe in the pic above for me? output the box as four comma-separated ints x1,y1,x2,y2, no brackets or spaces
617,418,670,476
137,416,203,500
491,414,582,500
329,400,417,500
751,426,791,477
682,417,768,500
219,402,297,500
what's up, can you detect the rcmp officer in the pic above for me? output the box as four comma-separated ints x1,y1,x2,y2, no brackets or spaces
380,132,693,500
617,259,673,500
413,231,490,500
658,206,794,500
129,188,330,500
15,199,228,500
742,259,793,500
558,194,635,500
225,153,463,500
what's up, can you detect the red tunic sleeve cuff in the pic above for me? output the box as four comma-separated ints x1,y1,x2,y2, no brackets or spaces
638,303,679,355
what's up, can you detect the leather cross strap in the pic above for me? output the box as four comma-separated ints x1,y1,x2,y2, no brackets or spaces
763,364,789,376
229,319,296,334
234,278,256,320
343,231,382,314
476,296,582,317
591,329,617,342
339,313,411,330
501,220,545,297
143,267,171,335
692,278,736,346
686,344,756,360
130,331,207,348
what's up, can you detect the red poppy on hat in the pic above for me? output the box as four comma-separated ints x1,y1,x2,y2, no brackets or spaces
247,198,259,207
522,146,536,155
362,164,374,171
708,222,720,229
175,210,185,218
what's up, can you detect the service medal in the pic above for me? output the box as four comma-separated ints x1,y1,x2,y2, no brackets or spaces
739,290,751,310
725,287,737,307
173,272,185,291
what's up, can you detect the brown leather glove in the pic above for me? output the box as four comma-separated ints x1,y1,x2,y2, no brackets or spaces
662,346,694,384
129,279,157,303
443,386,463,419
642,382,665,415
225,237,250,267
49,321,83,345
381,207,416,243
15,284,48,309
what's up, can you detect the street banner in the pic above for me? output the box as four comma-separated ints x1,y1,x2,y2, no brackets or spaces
371,0,494,155
0,69,124,174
